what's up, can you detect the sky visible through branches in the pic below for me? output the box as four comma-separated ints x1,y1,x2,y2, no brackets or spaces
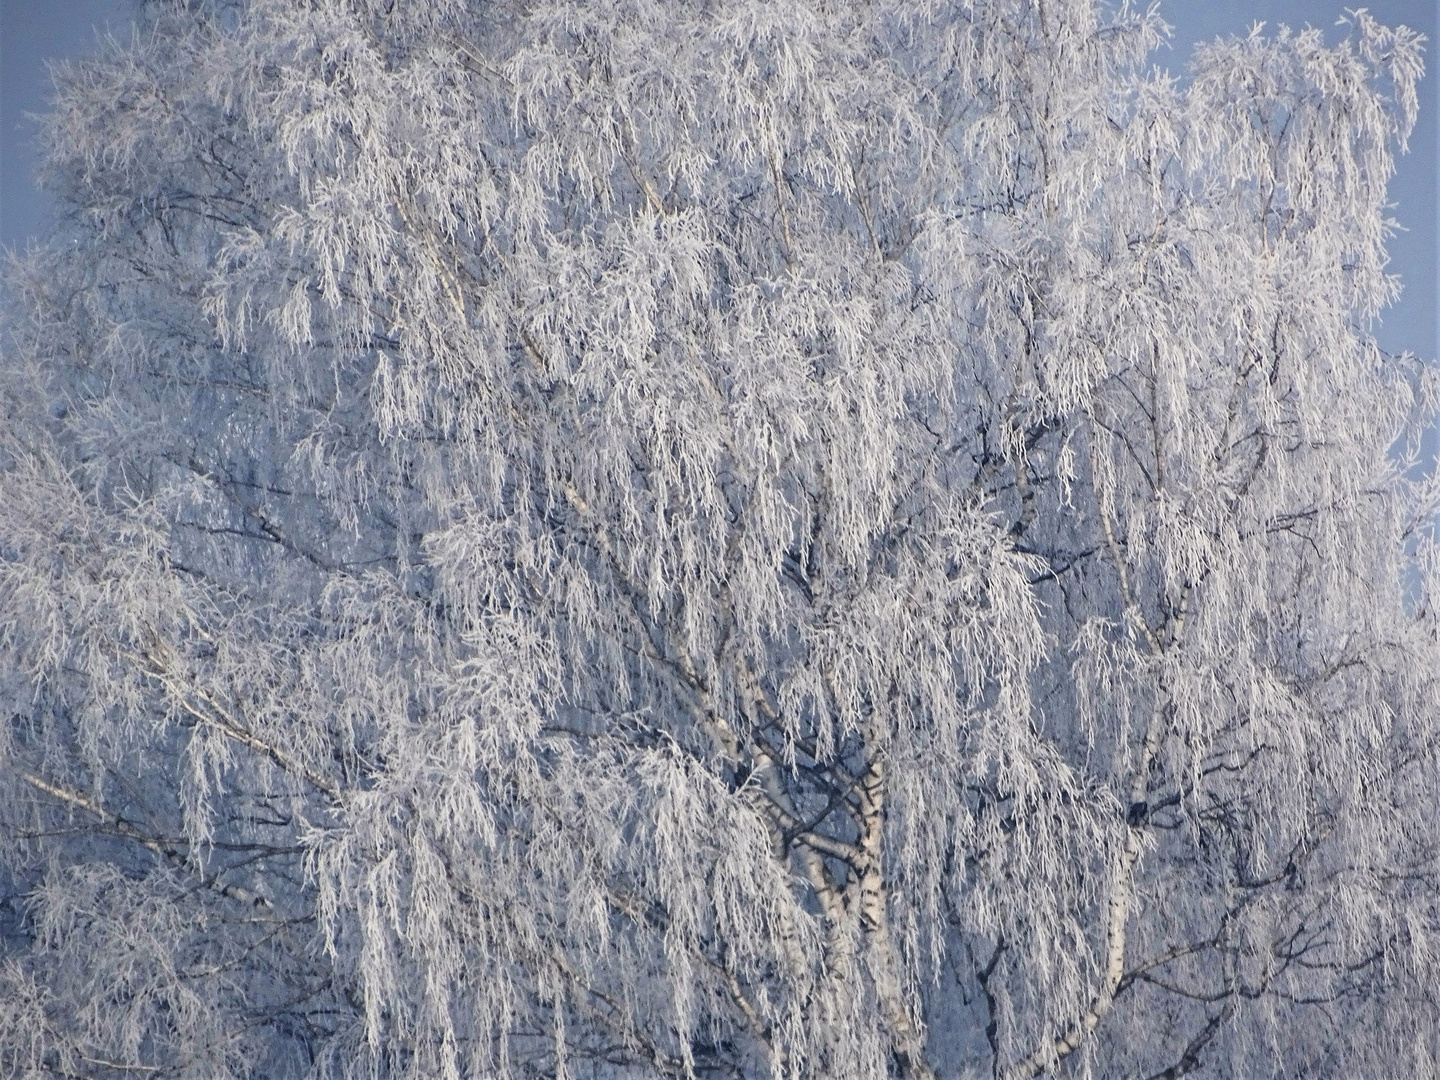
4,0,1437,361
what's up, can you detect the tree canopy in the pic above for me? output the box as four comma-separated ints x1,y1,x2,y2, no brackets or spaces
0,1,1435,1077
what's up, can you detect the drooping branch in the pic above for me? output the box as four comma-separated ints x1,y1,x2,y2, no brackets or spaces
20,772,275,912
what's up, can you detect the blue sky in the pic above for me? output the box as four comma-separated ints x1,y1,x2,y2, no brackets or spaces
2,0,1436,358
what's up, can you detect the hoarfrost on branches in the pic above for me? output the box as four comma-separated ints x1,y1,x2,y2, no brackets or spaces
1,1,1436,1078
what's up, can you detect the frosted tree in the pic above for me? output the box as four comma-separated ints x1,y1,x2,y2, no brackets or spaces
1,1,1435,1077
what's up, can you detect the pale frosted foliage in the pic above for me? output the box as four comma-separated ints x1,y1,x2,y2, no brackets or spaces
0,1,1435,1077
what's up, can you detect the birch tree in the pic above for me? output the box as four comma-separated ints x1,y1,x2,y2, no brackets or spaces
1,1,1436,1077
